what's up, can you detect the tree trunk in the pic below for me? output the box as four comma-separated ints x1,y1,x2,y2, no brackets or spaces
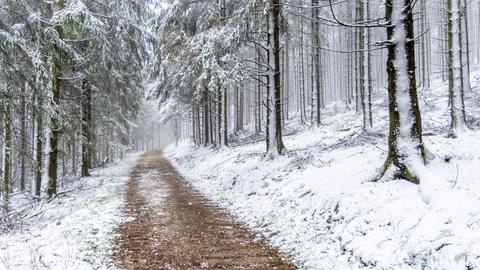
377,0,426,184
72,131,77,176
47,0,65,198
299,7,306,123
448,0,468,137
192,107,197,145
81,79,92,177
223,88,228,146
203,87,210,146
255,44,262,134
35,93,43,197
366,0,373,129
3,104,12,211
197,106,202,145
209,94,214,144
462,0,471,92
312,0,321,126
20,86,27,191
217,86,222,147
420,0,430,88
272,0,286,154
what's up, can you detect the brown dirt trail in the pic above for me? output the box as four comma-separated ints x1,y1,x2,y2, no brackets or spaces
111,151,296,270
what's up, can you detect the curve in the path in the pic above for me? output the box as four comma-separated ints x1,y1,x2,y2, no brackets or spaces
112,151,296,270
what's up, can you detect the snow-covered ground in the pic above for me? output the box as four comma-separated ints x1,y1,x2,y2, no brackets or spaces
166,70,480,269
0,154,139,270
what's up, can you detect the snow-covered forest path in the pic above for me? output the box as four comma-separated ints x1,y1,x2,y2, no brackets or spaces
111,151,295,269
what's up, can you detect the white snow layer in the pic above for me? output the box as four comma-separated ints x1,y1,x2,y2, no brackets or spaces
165,68,480,269
0,153,139,270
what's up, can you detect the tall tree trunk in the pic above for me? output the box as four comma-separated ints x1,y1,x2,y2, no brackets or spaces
311,0,321,126
272,0,286,154
47,0,65,198
240,87,244,130
354,16,360,114
3,104,12,211
299,7,306,123
192,107,197,145
197,106,202,145
357,0,368,130
217,86,222,147
377,0,426,184
209,94,214,144
81,79,92,177
71,131,77,176
366,0,373,129
265,60,271,152
34,0,45,198
285,40,290,120
35,94,43,197
255,44,262,134
203,87,210,146
462,0,472,92
448,0,468,137
20,86,27,191
420,0,430,88
223,88,228,146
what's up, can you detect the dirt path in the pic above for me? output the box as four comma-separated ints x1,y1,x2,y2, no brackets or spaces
112,151,296,270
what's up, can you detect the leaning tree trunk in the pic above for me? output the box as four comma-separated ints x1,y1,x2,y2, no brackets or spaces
377,0,426,184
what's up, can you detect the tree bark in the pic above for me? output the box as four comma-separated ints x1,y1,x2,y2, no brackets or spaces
217,85,222,147
203,87,210,146
448,0,468,137
81,79,92,177
20,86,27,191
378,0,426,184
223,88,228,146
272,0,286,154
47,0,65,198
35,92,43,197
3,104,12,211
366,0,373,129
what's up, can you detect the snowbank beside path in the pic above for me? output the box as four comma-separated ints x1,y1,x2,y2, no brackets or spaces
0,153,139,270
165,72,480,269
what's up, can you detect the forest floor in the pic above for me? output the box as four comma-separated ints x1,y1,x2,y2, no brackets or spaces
0,154,139,270
111,150,295,270
166,69,480,269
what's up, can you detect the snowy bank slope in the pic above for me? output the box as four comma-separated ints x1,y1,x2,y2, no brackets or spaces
165,71,480,269
0,154,139,270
